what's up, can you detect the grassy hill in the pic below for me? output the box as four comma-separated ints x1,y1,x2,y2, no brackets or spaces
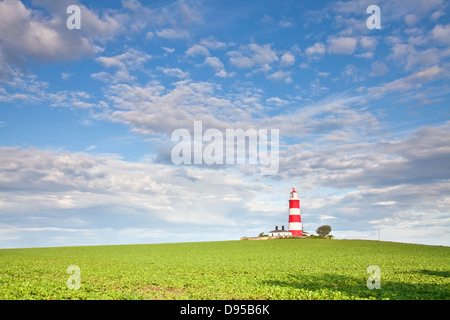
0,239,448,300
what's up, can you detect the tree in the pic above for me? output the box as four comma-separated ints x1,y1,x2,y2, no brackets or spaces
316,225,331,237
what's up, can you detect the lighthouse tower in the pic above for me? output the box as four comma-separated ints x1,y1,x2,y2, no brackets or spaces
288,188,303,236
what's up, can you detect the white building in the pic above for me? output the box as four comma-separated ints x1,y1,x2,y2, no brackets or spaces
268,225,292,237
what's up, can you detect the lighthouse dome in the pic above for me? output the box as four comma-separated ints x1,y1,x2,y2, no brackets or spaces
290,187,299,199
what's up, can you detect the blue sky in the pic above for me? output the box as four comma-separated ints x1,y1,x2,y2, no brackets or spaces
0,0,449,248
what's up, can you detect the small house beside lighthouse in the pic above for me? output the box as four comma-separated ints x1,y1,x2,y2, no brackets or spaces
268,225,291,237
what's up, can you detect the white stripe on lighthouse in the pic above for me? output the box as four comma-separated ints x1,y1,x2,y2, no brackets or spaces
289,222,302,230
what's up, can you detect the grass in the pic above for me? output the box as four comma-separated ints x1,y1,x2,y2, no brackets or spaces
0,239,448,300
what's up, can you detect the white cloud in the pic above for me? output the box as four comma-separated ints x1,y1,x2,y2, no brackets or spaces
327,37,358,54
280,121,450,189
280,52,295,67
376,201,396,206
204,57,227,77
0,146,269,247
0,0,94,62
99,80,235,135
267,70,292,83
228,43,278,69
431,24,450,45
158,67,189,78
305,42,325,56
386,29,450,71
404,14,419,26
359,36,377,50
340,64,363,82
0,68,95,108
162,47,175,54
199,37,227,50
368,65,446,98
85,145,98,151
279,18,294,28
431,10,445,20
186,44,210,57
177,0,204,26
266,97,289,106
91,48,151,83
156,28,190,39
0,0,124,75
61,72,72,80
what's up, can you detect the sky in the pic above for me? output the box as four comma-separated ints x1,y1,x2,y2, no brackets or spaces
0,0,449,248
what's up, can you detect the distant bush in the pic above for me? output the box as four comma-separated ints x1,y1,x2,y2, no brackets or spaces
316,225,332,237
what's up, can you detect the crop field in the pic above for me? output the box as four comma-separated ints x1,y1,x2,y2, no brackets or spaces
0,239,448,300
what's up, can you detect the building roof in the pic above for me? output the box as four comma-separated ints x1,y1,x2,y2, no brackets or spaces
269,230,291,234
268,225,290,233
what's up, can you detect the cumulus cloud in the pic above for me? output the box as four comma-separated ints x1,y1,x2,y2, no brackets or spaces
267,70,292,83
0,146,271,247
227,43,278,69
279,52,296,67
0,0,126,79
186,44,210,57
305,42,326,56
279,18,294,28
91,48,151,83
386,27,450,72
327,36,358,54
367,65,446,98
0,68,95,108
279,121,450,188
199,37,227,50
156,28,190,39
431,24,450,45
98,80,235,136
157,67,190,79
0,0,92,61
204,57,227,77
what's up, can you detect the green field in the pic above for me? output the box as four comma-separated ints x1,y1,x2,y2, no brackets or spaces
0,239,448,300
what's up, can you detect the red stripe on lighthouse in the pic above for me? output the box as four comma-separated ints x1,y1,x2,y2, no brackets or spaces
289,215,301,222
289,200,299,208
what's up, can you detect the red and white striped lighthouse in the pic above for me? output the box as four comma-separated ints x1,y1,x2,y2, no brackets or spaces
288,187,303,236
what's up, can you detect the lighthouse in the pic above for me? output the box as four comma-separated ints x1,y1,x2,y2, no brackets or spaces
288,187,303,236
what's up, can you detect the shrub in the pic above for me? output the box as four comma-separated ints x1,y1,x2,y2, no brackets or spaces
316,225,332,237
